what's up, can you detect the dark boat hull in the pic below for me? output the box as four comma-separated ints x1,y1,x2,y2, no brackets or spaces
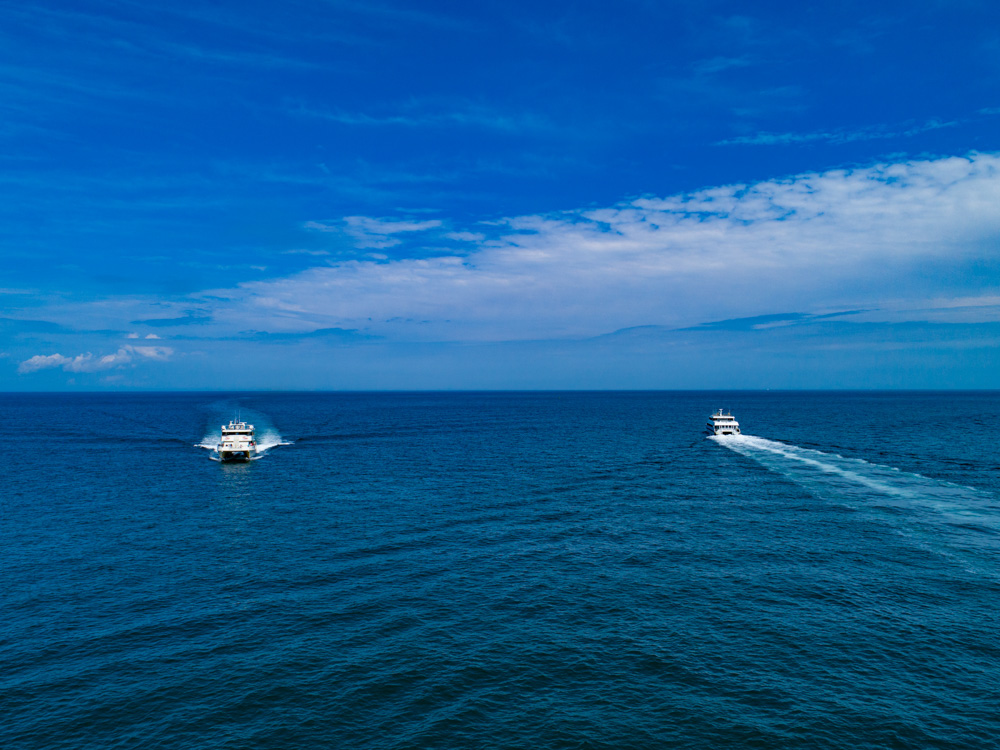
706,426,741,436
219,451,252,463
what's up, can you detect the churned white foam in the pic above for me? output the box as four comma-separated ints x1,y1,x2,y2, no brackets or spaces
195,437,218,451
255,430,292,453
249,430,293,459
710,433,999,534
718,435,918,498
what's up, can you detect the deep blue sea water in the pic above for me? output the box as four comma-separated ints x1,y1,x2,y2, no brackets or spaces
2,391,999,749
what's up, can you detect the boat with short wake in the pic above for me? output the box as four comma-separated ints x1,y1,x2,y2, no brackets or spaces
217,419,257,462
707,409,741,436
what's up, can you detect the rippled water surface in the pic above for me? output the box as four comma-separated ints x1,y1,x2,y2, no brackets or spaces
3,392,999,749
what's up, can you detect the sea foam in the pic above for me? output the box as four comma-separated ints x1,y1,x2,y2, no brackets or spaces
710,433,1000,540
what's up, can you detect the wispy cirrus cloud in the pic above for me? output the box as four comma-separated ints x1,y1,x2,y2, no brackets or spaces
691,55,755,75
290,102,553,133
306,216,443,249
0,2,363,72
131,314,212,327
718,117,957,146
18,345,173,375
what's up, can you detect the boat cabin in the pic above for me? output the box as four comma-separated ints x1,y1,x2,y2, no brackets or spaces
222,420,254,435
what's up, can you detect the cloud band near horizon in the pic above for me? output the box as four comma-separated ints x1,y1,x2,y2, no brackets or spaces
12,151,1000,373
196,152,1000,341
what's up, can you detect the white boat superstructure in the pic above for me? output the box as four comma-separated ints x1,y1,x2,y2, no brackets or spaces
217,419,257,462
707,409,741,436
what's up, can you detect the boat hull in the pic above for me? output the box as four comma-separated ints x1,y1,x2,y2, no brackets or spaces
218,450,255,463
706,425,741,436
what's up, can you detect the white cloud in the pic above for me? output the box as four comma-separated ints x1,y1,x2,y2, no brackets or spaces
202,152,1000,341
144,333,160,339
131,345,172,359
19,353,90,374
445,231,486,242
302,220,339,233
18,345,174,375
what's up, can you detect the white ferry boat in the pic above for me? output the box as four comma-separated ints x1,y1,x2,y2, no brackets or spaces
217,419,257,462
707,409,741,436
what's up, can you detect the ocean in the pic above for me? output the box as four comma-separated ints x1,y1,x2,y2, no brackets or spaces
2,391,998,749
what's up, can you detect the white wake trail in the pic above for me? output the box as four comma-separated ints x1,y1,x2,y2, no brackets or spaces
710,434,999,533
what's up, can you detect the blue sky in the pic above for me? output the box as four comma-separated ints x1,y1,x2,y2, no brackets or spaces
2,0,1000,389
